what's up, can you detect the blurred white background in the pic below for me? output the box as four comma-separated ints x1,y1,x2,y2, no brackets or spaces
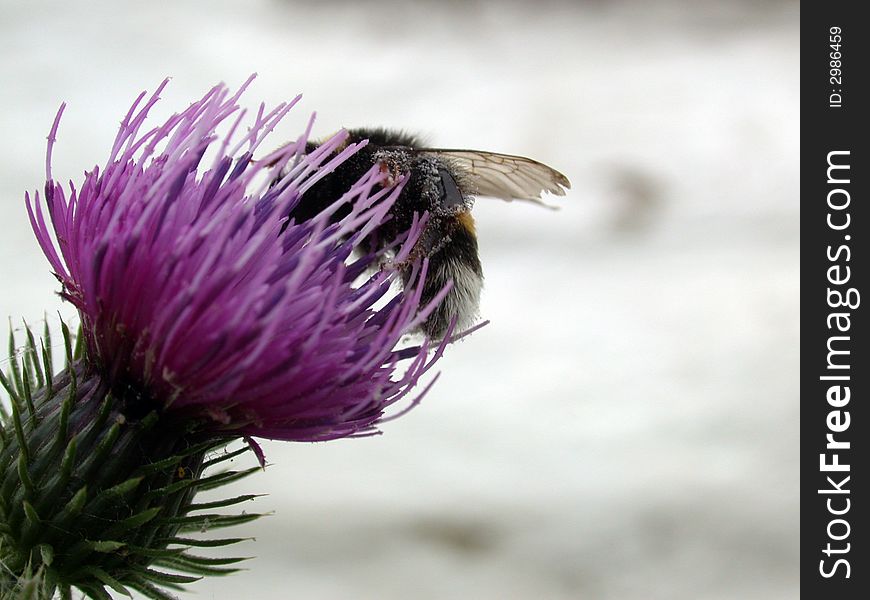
0,1,798,599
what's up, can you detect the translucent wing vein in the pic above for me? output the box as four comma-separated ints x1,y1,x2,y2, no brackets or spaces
423,149,571,206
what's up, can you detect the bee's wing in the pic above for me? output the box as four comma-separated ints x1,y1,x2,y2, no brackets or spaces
422,149,571,207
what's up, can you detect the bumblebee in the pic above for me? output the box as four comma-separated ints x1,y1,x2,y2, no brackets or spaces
283,128,570,339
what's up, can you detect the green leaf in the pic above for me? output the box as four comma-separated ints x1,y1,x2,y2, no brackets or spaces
77,583,113,600
22,500,40,524
58,435,78,483
88,540,127,552
61,319,74,369
195,465,261,492
143,474,198,499
122,545,187,560
56,378,75,446
159,536,252,548
39,543,54,567
140,439,223,476
24,321,44,390
78,567,132,598
40,340,54,404
137,569,202,585
10,396,29,462
0,368,19,407
73,322,84,360
202,445,250,469
21,363,37,425
79,421,123,477
55,485,88,521
43,317,53,378
155,554,246,576
8,318,25,397
17,451,35,496
173,552,250,566
109,506,162,533
79,395,113,449
184,493,263,513
138,453,189,476
105,476,144,497
173,511,264,532
126,578,180,600
139,440,225,475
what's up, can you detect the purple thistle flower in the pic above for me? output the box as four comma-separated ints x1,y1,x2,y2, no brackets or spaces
25,76,452,443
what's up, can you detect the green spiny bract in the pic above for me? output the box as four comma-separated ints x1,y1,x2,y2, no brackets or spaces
1,323,261,600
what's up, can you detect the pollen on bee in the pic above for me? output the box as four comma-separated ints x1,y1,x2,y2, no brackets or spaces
456,210,476,235
377,160,403,187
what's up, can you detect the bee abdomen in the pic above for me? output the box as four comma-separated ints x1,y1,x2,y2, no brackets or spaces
415,215,483,339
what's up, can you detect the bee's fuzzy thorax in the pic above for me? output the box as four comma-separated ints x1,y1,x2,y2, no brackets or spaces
345,127,427,149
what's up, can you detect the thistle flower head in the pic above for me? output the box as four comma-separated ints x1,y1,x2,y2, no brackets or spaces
26,76,449,442
1,77,463,599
